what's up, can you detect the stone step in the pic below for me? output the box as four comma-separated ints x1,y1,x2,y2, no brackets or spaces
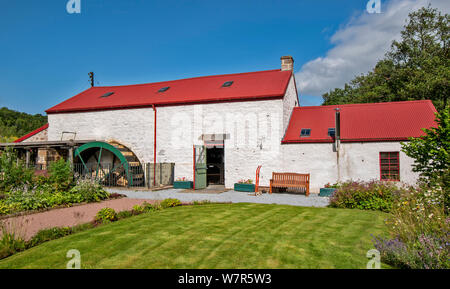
109,142,126,149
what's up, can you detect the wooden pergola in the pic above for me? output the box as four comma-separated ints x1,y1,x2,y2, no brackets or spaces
0,140,95,167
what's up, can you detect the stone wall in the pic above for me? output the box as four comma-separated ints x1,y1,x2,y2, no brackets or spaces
23,128,48,142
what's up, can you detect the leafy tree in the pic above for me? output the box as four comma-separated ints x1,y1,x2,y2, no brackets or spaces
0,107,47,142
48,159,74,192
323,6,449,112
401,109,449,190
0,147,34,193
0,136,17,143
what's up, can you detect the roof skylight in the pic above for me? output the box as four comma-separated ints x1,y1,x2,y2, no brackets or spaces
222,81,234,87
300,129,311,137
101,92,114,98
158,87,170,93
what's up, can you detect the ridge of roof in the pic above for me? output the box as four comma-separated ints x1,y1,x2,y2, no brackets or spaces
293,100,435,110
90,69,284,89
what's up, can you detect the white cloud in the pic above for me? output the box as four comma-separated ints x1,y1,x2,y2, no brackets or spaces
296,0,450,98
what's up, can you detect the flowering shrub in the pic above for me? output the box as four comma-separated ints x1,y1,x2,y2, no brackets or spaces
237,179,253,184
175,177,189,182
373,185,449,269
95,208,117,223
0,229,26,260
132,204,145,214
387,186,447,242
69,178,109,203
0,203,18,215
374,233,449,269
324,182,340,188
329,181,403,212
160,198,182,208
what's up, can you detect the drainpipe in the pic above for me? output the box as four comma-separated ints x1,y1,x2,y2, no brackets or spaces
335,108,341,181
153,105,157,187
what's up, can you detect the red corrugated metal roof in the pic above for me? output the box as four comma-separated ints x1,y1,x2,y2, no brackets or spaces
282,100,437,143
14,123,49,143
46,69,292,114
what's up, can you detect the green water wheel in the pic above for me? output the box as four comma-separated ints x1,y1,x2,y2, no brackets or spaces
74,141,141,186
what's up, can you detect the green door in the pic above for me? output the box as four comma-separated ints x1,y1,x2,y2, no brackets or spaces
194,145,207,189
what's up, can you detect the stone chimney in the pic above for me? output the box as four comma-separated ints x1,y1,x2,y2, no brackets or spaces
281,56,294,71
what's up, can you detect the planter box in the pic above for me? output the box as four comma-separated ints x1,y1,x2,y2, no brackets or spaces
234,183,255,192
173,181,193,189
319,188,336,197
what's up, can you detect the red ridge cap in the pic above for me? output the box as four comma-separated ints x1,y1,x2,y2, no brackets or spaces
87,69,284,89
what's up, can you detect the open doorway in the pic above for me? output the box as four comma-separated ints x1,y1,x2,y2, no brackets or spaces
206,143,224,185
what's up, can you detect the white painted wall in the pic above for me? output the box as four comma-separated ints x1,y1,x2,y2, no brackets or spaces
282,76,298,133
48,108,155,165
156,98,286,188
338,142,419,186
282,143,338,192
281,141,419,193
48,99,286,188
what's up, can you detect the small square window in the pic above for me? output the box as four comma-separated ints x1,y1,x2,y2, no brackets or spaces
328,128,336,137
300,129,311,137
380,152,400,181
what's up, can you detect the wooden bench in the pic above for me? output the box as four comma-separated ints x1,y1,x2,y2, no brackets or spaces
269,173,310,196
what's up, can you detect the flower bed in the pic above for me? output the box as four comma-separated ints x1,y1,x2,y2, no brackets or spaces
0,151,110,217
0,179,110,217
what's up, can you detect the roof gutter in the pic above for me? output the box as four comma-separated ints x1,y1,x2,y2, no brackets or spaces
335,108,341,182
335,108,341,150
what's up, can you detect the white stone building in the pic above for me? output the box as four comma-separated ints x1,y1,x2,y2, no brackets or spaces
16,56,437,193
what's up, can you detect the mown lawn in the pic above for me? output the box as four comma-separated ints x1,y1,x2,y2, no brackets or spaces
0,203,389,269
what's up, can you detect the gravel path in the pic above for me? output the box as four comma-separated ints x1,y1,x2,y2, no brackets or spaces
0,198,155,241
107,188,330,208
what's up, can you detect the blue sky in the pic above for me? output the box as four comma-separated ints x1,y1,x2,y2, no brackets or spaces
0,0,448,115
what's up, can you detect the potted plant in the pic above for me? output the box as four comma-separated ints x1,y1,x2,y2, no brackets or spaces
319,182,338,197
173,177,193,189
234,179,255,192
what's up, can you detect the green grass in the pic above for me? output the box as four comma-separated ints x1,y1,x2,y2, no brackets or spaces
0,203,389,269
